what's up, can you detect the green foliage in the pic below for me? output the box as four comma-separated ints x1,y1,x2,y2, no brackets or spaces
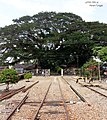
24,73,32,80
82,59,98,77
0,12,107,71
82,59,97,69
83,70,90,77
0,69,18,83
87,22,107,46
92,46,103,56
92,46,107,62
98,46,107,62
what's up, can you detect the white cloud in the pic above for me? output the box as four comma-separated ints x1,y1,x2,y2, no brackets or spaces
99,0,107,3
0,15,13,27
62,0,96,21
0,0,107,27
0,0,50,14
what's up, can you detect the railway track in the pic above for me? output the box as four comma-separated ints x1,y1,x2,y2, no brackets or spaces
0,86,25,101
7,77,72,120
59,76,107,119
2,76,107,120
63,76,107,101
6,92,29,120
57,79,69,120
32,81,52,120
0,81,39,102
86,86,107,97
22,81,39,92
62,77,87,103
89,82,107,91
78,82,107,99
32,78,70,120
0,81,39,120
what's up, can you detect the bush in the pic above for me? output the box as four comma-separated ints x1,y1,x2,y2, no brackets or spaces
24,72,32,81
0,69,18,91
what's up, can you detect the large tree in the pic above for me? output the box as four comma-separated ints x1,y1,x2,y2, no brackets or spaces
0,12,107,71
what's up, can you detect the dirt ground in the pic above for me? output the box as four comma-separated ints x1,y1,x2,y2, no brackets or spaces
0,76,107,120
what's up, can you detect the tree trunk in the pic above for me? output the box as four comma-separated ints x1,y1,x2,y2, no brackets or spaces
5,82,9,91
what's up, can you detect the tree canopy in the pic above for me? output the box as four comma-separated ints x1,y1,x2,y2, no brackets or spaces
0,12,107,71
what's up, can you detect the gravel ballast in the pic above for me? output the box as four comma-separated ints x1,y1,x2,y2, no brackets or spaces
0,76,107,119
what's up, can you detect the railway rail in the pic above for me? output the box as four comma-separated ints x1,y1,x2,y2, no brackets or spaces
89,83,107,91
2,76,107,119
62,77,87,103
0,81,39,102
6,92,29,120
22,81,39,92
57,79,69,120
0,86,25,101
79,82,107,99
8,78,72,120
32,79,70,120
32,81,52,120
0,81,39,120
87,86,107,98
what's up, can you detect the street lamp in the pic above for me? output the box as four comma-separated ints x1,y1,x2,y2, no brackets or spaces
92,56,101,81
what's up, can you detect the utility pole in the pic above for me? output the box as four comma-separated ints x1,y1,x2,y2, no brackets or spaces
98,62,101,81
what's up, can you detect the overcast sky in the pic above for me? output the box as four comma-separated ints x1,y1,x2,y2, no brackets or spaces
0,0,107,27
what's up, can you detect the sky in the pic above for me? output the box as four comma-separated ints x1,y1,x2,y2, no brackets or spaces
0,0,107,27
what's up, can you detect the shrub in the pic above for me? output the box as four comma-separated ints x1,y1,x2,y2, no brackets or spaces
24,72,32,81
0,69,18,91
